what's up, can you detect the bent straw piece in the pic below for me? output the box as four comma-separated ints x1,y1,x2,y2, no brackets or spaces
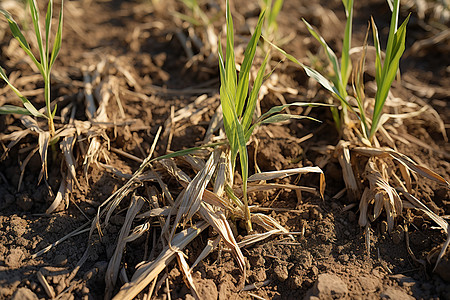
354,147,449,186
158,159,192,187
336,141,360,201
113,222,208,300
18,146,39,191
37,130,50,184
199,202,246,278
37,270,56,299
358,188,370,227
247,166,323,181
251,213,289,233
247,167,325,199
136,206,171,219
202,189,236,212
235,183,317,196
0,128,32,159
32,222,90,259
237,229,285,248
213,150,228,197
169,149,220,240
365,159,402,232
60,136,80,189
176,252,200,300
46,173,67,214
21,116,50,183
105,194,145,299
190,237,221,270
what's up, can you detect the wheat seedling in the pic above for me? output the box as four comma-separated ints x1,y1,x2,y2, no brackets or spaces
269,0,449,263
0,0,63,137
219,0,326,232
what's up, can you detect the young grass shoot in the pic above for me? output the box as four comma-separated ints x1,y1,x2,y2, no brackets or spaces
0,0,64,137
269,0,409,144
219,0,325,232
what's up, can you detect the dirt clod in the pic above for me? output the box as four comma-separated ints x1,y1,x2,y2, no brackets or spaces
306,273,348,299
380,287,415,300
11,287,38,300
5,248,25,268
358,275,381,292
273,264,289,282
195,278,218,300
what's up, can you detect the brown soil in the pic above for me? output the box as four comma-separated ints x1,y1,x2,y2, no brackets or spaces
1,0,449,299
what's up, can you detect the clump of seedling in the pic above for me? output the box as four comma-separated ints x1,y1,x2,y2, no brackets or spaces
0,1,130,215
270,0,449,269
218,2,325,232
0,0,70,200
0,0,63,136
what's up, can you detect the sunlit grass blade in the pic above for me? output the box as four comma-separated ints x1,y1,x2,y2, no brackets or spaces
235,10,265,116
49,0,63,69
384,0,400,67
0,105,34,115
218,42,238,160
0,9,44,74
265,39,352,109
225,1,237,106
260,114,320,124
341,0,353,88
45,0,52,58
370,9,410,139
29,0,46,67
241,51,270,133
245,101,329,141
0,67,47,118
302,19,342,89
371,17,382,88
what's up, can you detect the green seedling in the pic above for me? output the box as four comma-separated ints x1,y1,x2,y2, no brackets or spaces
270,0,409,143
0,0,64,137
219,0,322,232
300,0,353,132
367,1,410,140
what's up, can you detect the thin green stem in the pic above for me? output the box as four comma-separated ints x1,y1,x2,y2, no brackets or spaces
44,76,55,136
243,190,252,232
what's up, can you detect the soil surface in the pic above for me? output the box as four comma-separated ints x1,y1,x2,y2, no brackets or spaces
1,0,449,299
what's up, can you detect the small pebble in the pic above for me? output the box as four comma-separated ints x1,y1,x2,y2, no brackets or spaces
273,264,289,282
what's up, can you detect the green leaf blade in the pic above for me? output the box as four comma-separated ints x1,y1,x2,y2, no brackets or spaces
235,10,265,117
370,8,410,139
28,0,46,68
49,0,64,69
225,0,237,107
302,19,342,86
45,0,53,59
0,105,34,115
0,66,47,118
340,0,353,89
241,51,270,134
